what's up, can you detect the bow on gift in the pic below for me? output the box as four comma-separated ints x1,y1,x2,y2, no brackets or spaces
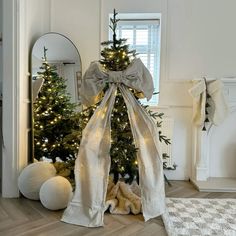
62,58,166,227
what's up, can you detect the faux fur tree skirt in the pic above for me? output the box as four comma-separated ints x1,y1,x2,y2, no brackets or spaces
105,180,142,215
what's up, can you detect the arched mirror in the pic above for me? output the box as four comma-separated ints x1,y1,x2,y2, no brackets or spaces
31,32,82,162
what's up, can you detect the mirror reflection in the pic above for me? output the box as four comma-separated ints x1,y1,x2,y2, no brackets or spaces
31,33,82,162
32,33,82,104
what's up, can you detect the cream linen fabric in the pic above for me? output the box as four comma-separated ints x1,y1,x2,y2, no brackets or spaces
189,79,206,126
61,58,166,227
189,79,228,126
207,80,229,125
80,58,154,107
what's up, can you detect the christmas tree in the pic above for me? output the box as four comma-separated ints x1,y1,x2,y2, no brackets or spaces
98,10,171,183
33,47,82,162
34,10,173,187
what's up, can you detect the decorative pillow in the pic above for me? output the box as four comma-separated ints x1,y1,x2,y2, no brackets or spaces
39,176,73,210
18,162,56,200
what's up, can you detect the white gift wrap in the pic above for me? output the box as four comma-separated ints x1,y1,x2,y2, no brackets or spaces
61,58,166,227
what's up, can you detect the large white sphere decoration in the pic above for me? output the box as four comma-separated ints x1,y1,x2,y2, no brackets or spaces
39,176,73,210
18,162,56,200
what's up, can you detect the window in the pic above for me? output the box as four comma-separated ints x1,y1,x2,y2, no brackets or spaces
109,13,161,105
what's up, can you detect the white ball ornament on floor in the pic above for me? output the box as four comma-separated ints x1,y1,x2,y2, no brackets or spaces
39,176,73,210
18,162,56,200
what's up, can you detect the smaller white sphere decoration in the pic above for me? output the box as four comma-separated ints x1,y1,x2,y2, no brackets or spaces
39,176,73,210
18,162,56,200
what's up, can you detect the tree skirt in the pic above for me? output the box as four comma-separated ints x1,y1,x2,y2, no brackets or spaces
162,198,236,236
105,180,142,215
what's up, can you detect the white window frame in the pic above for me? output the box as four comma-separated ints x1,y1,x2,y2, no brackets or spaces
109,13,161,106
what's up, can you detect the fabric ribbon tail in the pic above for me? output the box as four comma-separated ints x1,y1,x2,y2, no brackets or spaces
120,85,166,221
61,85,117,227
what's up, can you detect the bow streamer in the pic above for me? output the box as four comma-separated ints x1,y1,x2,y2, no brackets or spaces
61,58,166,227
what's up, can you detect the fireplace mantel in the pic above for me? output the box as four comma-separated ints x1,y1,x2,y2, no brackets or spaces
190,78,236,192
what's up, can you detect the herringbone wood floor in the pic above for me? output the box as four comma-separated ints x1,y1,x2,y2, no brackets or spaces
1,181,236,236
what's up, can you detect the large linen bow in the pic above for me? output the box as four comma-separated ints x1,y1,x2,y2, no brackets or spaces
62,58,166,227
81,58,154,106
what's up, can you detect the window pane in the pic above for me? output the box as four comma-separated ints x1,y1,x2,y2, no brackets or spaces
111,18,160,105
121,30,133,45
136,29,148,45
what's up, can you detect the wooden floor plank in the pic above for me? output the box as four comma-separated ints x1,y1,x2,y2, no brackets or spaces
0,181,236,235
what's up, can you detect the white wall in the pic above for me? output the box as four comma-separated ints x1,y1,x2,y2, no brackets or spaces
163,0,236,179
50,0,101,74
167,0,236,80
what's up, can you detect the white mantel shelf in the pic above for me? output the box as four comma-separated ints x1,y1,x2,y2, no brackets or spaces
191,178,236,192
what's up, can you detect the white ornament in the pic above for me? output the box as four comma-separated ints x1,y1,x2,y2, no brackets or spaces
18,162,56,200
39,176,73,210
